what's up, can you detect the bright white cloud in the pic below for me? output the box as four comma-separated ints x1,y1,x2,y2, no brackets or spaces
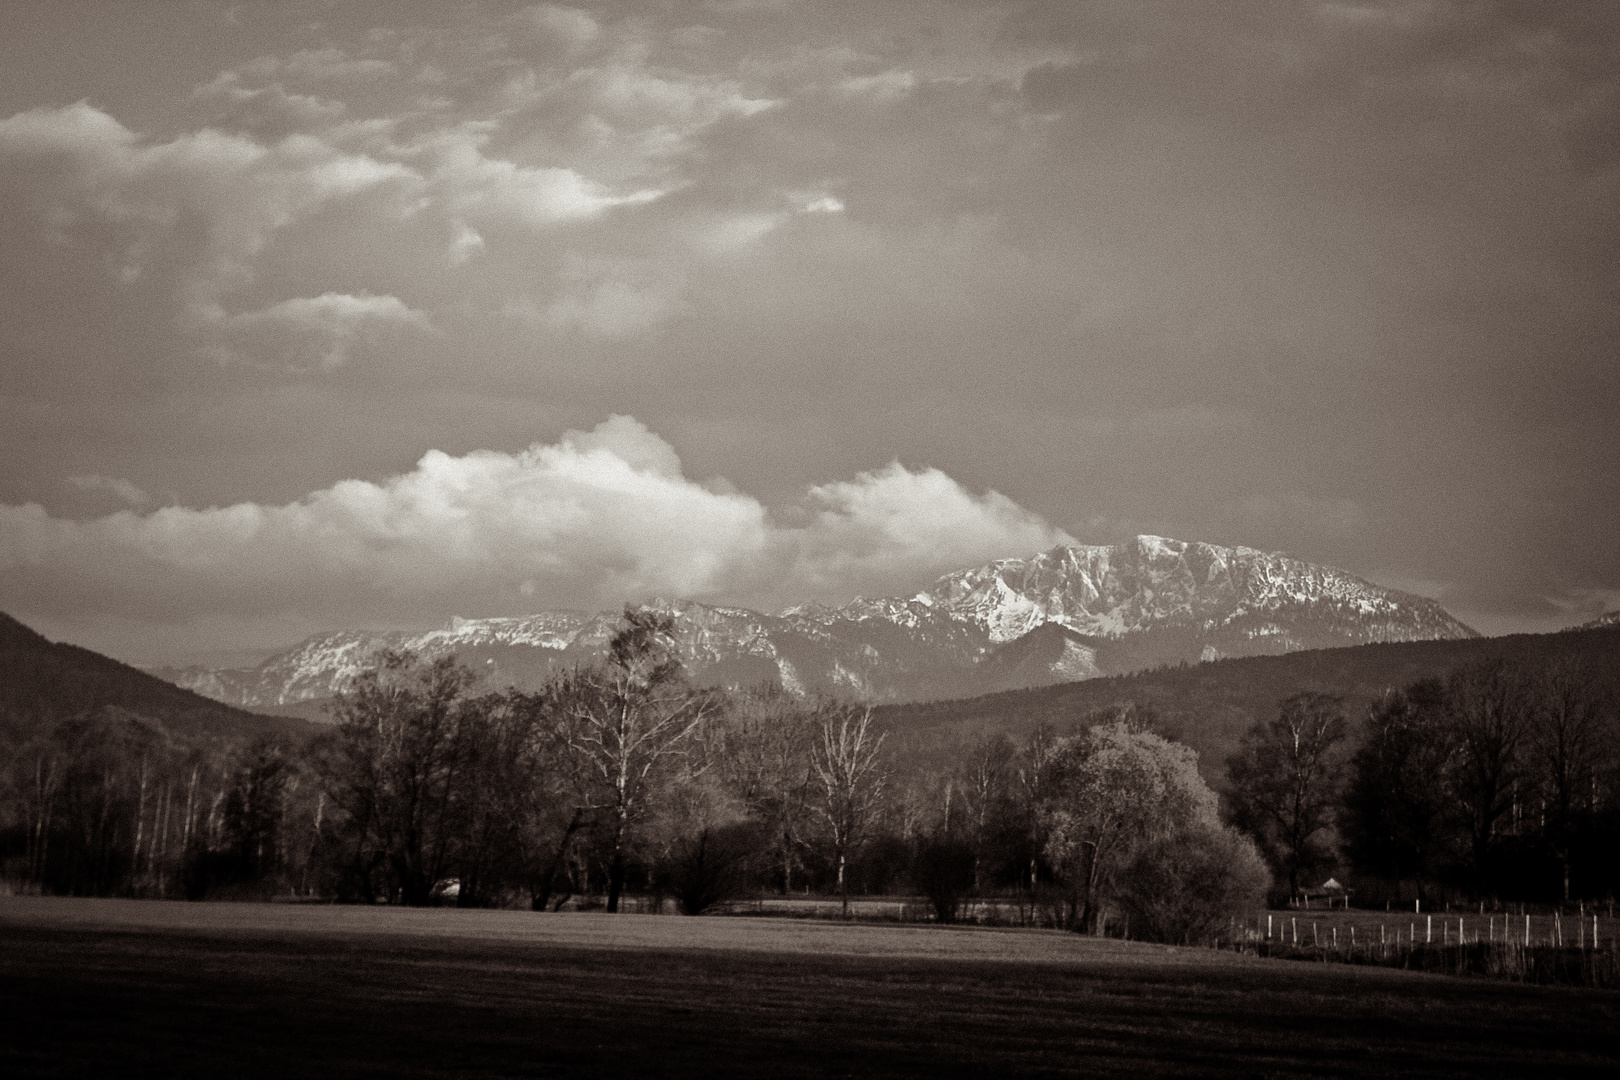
0,417,1073,627
421,127,660,228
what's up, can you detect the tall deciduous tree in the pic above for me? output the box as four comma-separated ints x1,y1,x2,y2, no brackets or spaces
1038,719,1214,933
326,651,477,905
1225,692,1348,900
811,705,888,917
1444,659,1532,892
959,734,1014,893
1528,658,1612,902
710,685,818,893
552,608,718,913
1341,680,1452,900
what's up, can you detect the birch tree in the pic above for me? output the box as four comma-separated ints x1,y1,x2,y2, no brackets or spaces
552,608,719,913
811,705,888,917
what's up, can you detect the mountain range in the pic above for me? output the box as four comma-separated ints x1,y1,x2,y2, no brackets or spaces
150,535,1477,715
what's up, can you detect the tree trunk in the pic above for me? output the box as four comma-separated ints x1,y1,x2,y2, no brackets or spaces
606,802,630,913
533,808,585,912
606,847,625,913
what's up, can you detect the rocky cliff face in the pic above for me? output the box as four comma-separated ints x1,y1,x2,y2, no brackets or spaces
152,535,1477,712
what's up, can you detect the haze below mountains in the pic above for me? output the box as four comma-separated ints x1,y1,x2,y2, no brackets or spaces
150,535,1484,717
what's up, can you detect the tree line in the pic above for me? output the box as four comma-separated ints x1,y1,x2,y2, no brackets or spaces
10,612,1604,929
1,610,1270,942
1225,656,1620,906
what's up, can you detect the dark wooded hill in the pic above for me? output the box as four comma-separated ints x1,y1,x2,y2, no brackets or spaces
0,612,315,748
872,624,1620,784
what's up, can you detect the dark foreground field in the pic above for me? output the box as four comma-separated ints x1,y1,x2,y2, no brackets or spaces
2,899,1617,1078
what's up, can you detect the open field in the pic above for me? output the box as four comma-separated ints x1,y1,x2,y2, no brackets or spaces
3,898,1618,1078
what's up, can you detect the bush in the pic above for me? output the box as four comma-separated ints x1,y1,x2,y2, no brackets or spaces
913,836,975,923
1114,824,1271,945
660,820,766,915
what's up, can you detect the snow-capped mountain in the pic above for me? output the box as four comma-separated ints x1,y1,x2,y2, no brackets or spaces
153,536,1476,713
924,535,1473,648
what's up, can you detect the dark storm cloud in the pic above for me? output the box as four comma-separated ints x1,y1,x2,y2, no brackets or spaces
0,1,1616,660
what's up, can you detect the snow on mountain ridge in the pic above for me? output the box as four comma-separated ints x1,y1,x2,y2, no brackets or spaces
157,535,1475,710
919,536,1471,643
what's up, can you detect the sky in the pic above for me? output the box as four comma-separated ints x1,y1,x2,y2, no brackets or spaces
1,0,1616,666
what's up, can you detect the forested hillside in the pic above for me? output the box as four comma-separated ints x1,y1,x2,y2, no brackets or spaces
0,613,310,745
873,624,1620,783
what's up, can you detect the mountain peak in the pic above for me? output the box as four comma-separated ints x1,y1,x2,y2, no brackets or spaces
922,535,1475,644
154,534,1477,710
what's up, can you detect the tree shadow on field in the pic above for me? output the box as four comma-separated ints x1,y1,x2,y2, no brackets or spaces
1,925,1617,1078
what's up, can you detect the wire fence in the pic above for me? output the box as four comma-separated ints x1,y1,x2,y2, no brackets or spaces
1221,909,1620,988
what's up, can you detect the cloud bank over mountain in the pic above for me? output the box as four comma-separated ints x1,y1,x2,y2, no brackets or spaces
2,1,1617,657
0,416,1071,646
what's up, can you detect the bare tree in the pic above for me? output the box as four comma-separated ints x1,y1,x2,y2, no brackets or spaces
1444,660,1532,892
326,651,477,905
1016,722,1058,893
710,685,818,893
1341,681,1451,902
811,706,888,917
1225,692,1348,901
960,734,1014,893
553,608,719,913
1528,658,1611,902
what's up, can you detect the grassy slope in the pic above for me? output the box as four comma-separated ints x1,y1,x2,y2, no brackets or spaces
1,899,1616,1079
873,625,1620,781
0,612,314,746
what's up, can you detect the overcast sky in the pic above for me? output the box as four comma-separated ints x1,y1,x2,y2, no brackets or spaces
1,0,1616,665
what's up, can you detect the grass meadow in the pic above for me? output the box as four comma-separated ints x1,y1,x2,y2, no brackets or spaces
2,897,1618,1078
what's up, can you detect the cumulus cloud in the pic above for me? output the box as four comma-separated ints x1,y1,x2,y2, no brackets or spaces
0,416,1072,629
0,96,668,362
840,71,918,100
447,220,486,266
505,253,687,337
0,102,418,317
421,127,662,228
212,292,433,370
194,72,349,139
516,4,602,52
